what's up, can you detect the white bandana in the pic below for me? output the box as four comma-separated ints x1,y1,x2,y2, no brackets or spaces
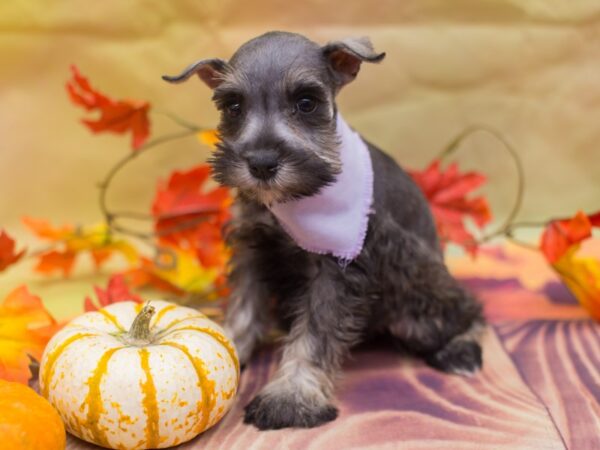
269,114,374,262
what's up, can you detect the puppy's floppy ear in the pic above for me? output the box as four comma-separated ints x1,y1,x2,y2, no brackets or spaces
162,58,229,89
322,37,385,87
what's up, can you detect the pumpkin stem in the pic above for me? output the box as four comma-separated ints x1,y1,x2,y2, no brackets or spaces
127,303,156,343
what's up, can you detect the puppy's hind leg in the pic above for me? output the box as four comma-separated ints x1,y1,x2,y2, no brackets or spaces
380,226,485,375
387,288,485,375
423,321,484,376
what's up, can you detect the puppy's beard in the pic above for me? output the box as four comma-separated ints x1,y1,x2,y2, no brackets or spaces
228,164,292,206
220,156,337,205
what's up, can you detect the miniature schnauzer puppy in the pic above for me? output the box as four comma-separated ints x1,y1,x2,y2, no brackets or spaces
163,31,485,430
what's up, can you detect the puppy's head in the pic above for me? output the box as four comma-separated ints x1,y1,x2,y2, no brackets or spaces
163,31,384,204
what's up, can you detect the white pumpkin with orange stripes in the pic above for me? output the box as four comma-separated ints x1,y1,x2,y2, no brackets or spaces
39,300,239,450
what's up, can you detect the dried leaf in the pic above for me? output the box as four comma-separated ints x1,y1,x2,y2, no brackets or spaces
84,274,144,312
0,230,25,272
0,286,61,383
409,160,492,255
66,65,151,150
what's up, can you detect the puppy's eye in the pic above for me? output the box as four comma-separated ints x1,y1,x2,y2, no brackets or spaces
225,101,242,118
296,96,317,114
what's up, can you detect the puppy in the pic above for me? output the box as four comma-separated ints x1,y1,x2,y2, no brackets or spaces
163,31,485,430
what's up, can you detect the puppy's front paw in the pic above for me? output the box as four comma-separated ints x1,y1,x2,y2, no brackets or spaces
426,340,482,376
244,392,338,430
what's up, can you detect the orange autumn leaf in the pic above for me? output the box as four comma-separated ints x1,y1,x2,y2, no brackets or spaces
22,218,138,277
198,129,220,149
152,164,231,269
84,274,143,312
66,65,151,150
0,230,25,272
35,250,77,277
0,286,62,383
121,257,185,296
552,246,600,321
21,217,73,240
409,160,492,255
540,211,598,264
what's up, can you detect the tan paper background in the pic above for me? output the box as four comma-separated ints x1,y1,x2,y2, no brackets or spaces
1,0,600,315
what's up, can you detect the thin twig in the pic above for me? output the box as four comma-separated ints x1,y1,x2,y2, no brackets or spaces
109,207,223,222
98,128,199,228
156,216,213,237
505,221,547,229
152,110,203,132
106,211,156,221
109,224,155,241
108,214,213,241
504,235,540,251
437,124,526,244
96,108,222,247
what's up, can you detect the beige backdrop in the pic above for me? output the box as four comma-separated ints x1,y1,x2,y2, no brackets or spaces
1,0,600,237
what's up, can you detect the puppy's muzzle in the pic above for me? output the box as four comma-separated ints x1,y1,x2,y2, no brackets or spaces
246,150,279,181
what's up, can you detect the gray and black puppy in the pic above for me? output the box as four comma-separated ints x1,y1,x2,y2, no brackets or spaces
163,31,485,430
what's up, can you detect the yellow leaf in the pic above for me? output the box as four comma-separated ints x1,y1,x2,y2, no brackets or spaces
0,286,62,383
152,246,218,294
103,239,139,264
64,222,111,251
69,223,139,265
23,219,139,275
197,129,220,149
552,245,600,321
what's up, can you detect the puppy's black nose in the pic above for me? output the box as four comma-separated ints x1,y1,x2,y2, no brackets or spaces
247,152,279,180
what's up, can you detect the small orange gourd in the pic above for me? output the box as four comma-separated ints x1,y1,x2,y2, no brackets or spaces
0,379,66,450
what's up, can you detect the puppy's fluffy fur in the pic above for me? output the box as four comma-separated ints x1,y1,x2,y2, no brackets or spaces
164,31,485,430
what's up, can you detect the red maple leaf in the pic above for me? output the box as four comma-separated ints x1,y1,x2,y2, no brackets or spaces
409,160,492,255
152,165,231,268
540,211,599,263
66,65,151,150
588,211,600,227
84,274,144,312
0,230,25,272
